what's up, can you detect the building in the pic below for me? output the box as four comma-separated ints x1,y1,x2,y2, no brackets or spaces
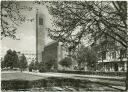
42,41,68,70
36,10,46,63
35,10,69,69
92,35,127,72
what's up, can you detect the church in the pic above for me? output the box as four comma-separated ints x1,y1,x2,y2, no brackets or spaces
36,10,68,70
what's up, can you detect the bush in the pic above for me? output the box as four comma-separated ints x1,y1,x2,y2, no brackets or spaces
57,70,126,77
28,62,34,72
45,59,57,72
59,57,72,68
38,62,46,72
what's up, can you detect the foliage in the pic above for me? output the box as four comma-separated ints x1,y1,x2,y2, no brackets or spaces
47,2,128,89
34,61,40,70
28,61,46,72
12,50,19,68
3,49,13,68
3,49,19,69
59,57,72,68
28,61,35,72
45,59,56,71
38,61,46,72
47,1,127,50
19,54,28,71
28,61,47,72
1,1,33,39
73,45,98,70
1,60,5,69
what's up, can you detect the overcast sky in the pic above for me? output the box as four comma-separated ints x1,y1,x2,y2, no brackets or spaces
1,1,53,55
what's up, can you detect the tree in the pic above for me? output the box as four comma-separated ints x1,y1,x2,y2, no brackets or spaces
38,61,46,72
12,50,19,68
1,1,33,39
28,61,35,72
45,59,56,71
47,1,127,49
1,59,5,69
34,60,40,70
4,49,13,69
59,57,72,70
3,49,19,69
19,54,28,71
73,45,97,70
47,1,128,90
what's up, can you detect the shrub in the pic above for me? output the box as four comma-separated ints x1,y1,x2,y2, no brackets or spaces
59,57,72,68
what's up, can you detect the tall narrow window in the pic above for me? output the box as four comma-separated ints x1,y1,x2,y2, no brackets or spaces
112,51,116,59
102,51,106,60
39,17,43,25
120,49,126,58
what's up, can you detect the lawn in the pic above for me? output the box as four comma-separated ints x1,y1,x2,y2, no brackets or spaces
1,72,46,81
1,72,125,91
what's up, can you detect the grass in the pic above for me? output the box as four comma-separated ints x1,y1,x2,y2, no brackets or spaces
1,72,46,81
1,72,125,91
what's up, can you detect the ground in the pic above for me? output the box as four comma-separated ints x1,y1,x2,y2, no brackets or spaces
1,71,126,91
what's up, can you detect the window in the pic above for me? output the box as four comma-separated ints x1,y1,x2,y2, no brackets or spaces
39,17,43,25
111,51,116,59
120,49,126,58
102,51,106,60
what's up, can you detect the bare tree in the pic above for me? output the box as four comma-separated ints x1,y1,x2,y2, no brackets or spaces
47,1,128,90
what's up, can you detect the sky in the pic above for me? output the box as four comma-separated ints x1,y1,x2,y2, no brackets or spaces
1,1,53,56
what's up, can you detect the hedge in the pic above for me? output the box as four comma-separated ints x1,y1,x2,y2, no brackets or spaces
57,70,126,77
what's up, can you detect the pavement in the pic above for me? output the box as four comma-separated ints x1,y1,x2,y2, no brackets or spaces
2,70,125,81
2,70,126,81
24,71,126,80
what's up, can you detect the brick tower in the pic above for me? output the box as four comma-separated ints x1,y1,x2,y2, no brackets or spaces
36,9,45,62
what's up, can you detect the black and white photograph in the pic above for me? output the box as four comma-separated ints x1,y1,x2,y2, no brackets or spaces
1,0,128,91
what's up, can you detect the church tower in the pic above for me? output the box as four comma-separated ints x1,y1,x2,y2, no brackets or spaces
36,9,45,62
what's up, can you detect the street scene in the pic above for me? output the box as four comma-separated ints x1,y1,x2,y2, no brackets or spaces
1,1,128,92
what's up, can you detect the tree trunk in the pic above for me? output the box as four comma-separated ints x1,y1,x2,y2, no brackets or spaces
125,25,128,90
21,69,22,72
126,48,128,91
